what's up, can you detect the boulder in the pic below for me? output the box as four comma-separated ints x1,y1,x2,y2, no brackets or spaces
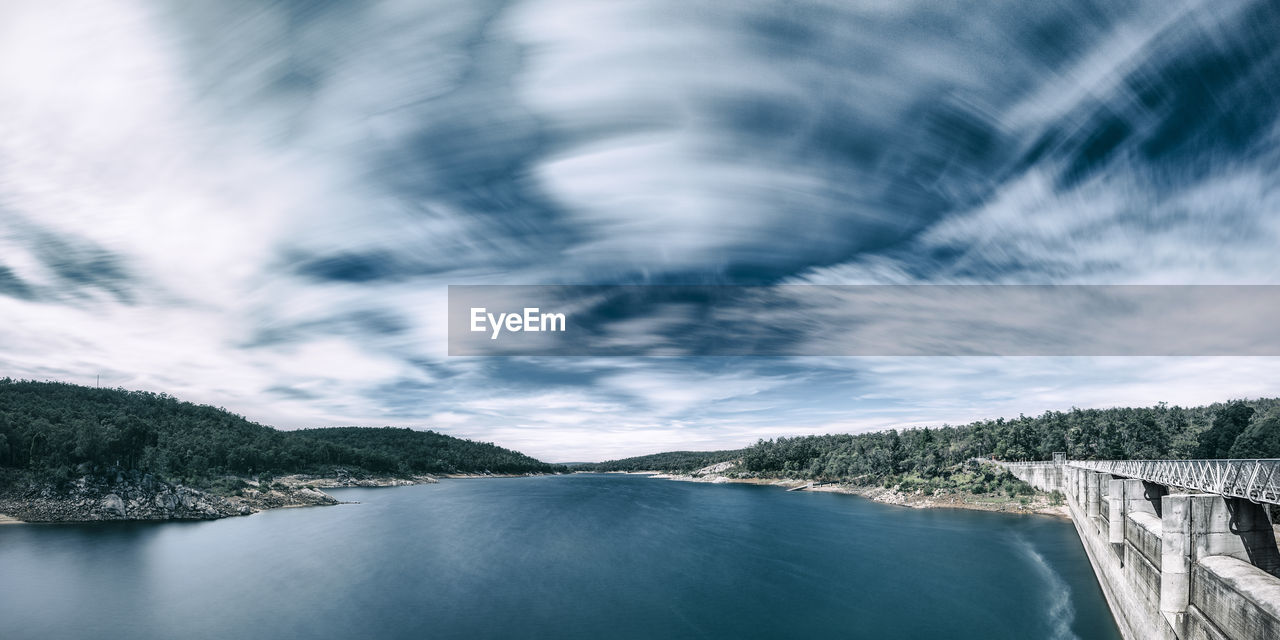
101,493,126,517
154,492,178,511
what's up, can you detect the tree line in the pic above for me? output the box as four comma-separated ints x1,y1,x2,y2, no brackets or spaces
577,450,743,473
0,379,564,484
591,399,1280,489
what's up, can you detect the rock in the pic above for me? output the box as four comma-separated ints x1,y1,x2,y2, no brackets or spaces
0,469,349,523
154,492,177,511
101,493,126,517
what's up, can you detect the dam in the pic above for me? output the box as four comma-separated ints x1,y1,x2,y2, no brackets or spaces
990,455,1280,640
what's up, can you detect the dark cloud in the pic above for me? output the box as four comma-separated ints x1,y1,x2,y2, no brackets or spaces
475,358,606,390
36,237,134,302
0,265,35,300
265,384,319,401
366,377,444,417
1042,2,1280,190
0,217,136,303
289,250,438,284
244,308,410,348
153,0,1280,291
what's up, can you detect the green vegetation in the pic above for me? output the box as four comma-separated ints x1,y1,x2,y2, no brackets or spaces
737,400,1280,485
1193,401,1254,458
7,376,1276,501
1228,410,1280,459
590,399,1280,493
584,449,743,473
0,379,563,485
292,427,558,476
885,461,1036,497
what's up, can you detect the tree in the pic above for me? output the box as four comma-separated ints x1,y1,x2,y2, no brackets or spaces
1227,410,1280,459
0,379,564,485
1196,401,1255,459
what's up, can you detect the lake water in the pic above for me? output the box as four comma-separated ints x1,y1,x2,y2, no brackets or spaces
0,474,1120,640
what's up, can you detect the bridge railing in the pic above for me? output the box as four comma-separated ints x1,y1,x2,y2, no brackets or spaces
1067,458,1280,506
972,458,1056,467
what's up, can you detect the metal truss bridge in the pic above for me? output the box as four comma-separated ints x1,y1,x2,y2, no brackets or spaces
1065,459,1280,506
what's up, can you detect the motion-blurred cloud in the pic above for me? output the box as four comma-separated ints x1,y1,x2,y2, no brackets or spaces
2,0,1279,460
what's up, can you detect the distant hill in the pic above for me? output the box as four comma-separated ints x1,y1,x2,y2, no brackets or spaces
584,449,744,473
292,426,556,475
0,379,564,484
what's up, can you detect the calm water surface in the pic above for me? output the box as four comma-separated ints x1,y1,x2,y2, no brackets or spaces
0,474,1120,639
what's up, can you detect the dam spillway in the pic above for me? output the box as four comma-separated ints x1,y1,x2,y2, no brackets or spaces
989,456,1280,640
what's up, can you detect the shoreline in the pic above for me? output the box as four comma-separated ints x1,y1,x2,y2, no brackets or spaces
0,470,1067,524
0,472,565,524
638,471,1070,518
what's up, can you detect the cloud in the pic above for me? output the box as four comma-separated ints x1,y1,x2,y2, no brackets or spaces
1,0,1279,461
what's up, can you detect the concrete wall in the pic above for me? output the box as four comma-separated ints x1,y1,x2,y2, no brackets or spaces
1060,466,1178,640
1000,461,1063,493
995,461,1280,640
1187,556,1280,640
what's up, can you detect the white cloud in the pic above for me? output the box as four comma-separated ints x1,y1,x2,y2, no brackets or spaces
2,0,1278,464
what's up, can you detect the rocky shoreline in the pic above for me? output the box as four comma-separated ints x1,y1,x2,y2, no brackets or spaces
636,466,1069,518
804,482,1069,518
0,469,567,523
0,469,440,523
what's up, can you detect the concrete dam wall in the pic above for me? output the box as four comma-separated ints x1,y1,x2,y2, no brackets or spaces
998,460,1063,494
991,459,1280,640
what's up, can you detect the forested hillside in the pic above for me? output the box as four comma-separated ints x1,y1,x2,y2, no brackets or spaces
592,399,1280,490
582,449,743,473
292,427,555,475
0,379,563,483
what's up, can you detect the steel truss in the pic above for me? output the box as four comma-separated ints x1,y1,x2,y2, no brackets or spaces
1067,459,1280,506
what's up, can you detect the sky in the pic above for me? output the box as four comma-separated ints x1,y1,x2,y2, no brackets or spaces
2,0,1280,462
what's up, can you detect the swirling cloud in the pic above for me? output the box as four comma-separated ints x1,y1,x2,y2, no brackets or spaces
2,0,1278,460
